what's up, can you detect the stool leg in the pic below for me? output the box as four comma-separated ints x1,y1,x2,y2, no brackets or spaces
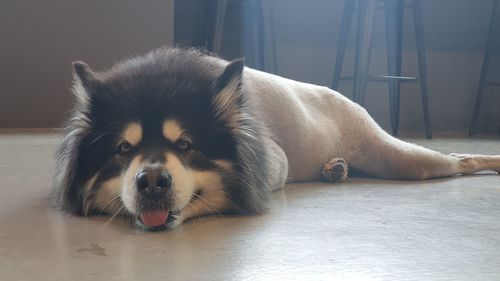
255,0,266,70
203,0,214,50
354,0,378,105
385,0,400,136
470,83,488,136
261,0,278,74
212,0,227,54
394,1,404,135
332,0,356,91
412,0,432,139
249,3,260,69
353,0,363,99
469,0,498,136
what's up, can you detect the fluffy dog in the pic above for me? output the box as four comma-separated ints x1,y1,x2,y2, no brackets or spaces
53,47,500,230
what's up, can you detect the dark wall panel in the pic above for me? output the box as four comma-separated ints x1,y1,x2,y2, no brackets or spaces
0,0,174,128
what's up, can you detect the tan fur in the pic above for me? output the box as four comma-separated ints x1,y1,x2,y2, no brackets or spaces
212,160,233,170
122,122,142,146
90,135,230,224
212,78,243,131
163,120,184,143
170,170,230,228
164,152,196,209
92,177,123,215
121,155,143,214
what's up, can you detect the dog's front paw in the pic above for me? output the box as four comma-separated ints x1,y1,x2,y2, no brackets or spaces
321,158,348,182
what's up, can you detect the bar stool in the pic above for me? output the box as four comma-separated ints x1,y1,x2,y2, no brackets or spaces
205,0,277,73
468,0,499,136
332,0,432,139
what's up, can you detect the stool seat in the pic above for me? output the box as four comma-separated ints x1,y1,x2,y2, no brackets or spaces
332,0,432,139
369,75,418,81
338,75,418,81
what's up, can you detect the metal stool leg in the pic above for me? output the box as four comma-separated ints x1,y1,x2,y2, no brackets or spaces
469,0,498,136
354,0,378,105
385,0,401,136
254,0,266,70
352,0,363,100
211,0,228,54
412,0,432,139
261,0,278,74
332,0,356,90
394,1,404,135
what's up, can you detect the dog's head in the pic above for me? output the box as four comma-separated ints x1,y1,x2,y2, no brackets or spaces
52,49,271,230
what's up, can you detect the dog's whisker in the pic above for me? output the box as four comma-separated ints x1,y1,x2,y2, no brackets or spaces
195,191,229,218
97,199,121,217
184,202,206,224
87,131,120,146
104,121,124,128
190,193,223,221
190,194,216,215
95,192,122,216
98,205,125,232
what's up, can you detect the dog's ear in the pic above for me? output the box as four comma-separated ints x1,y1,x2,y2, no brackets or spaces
71,61,98,107
50,61,97,214
211,59,245,128
212,59,244,94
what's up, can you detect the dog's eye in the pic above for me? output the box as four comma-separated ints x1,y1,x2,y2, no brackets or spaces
117,141,133,155
176,139,191,151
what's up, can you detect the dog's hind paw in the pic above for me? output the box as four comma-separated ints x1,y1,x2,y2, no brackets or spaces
321,158,348,182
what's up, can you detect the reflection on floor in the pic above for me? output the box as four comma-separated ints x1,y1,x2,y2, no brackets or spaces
0,132,499,281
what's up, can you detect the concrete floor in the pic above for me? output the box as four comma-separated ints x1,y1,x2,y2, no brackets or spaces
0,132,499,281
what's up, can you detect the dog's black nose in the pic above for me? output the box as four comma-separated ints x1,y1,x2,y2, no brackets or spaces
135,166,172,198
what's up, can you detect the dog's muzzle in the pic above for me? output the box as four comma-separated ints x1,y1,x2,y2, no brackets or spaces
135,165,173,229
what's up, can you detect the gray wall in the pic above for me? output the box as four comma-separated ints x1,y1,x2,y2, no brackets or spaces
0,0,174,128
267,0,500,134
1,0,499,134
207,0,499,134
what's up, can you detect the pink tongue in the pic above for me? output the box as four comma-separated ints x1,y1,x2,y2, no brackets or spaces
140,210,169,227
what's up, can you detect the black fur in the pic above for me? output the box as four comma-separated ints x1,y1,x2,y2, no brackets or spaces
52,48,274,216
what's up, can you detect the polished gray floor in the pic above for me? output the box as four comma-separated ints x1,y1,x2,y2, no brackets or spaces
0,132,499,281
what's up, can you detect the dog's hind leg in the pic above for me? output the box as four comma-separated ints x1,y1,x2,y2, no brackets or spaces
335,102,500,180
349,130,500,180
321,158,349,182
447,153,500,175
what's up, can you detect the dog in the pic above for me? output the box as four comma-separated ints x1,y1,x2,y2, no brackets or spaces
53,47,500,230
